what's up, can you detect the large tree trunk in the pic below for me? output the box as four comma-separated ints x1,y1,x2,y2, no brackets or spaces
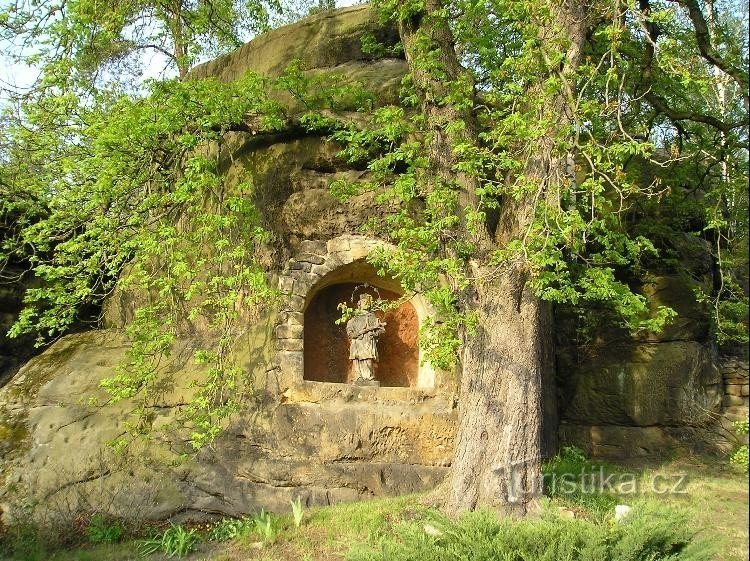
398,0,588,515
447,272,553,515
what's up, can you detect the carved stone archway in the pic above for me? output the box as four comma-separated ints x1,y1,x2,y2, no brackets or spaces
273,234,436,391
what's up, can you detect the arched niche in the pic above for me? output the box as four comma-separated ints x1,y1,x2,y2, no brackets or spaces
304,282,418,387
273,235,436,391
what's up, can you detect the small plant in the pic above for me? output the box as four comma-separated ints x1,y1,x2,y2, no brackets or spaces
542,446,621,517
208,516,254,541
730,419,749,472
253,510,279,542
86,513,124,544
360,32,404,59
137,524,199,558
290,497,304,528
543,445,592,480
0,520,47,561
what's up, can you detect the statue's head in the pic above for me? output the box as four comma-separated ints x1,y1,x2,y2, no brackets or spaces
357,293,373,310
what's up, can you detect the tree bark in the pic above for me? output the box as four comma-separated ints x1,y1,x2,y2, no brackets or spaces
398,0,588,515
446,271,553,515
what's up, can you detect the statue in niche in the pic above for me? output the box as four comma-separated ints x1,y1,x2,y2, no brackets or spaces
346,293,386,385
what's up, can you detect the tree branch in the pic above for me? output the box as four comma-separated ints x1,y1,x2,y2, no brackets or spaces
637,0,743,134
668,0,749,109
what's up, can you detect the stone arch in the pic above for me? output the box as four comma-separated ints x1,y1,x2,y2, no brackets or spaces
273,235,436,390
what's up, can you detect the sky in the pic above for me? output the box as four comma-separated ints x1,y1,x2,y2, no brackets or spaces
0,0,362,103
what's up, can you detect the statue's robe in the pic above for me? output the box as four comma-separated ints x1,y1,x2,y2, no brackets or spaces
346,313,383,360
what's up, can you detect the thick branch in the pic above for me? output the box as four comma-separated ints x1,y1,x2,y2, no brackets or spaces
638,0,743,133
398,1,493,253
669,0,749,109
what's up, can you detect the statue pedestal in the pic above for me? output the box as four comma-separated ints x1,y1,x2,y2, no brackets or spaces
353,379,380,387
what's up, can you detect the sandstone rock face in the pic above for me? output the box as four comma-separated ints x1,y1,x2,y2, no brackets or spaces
0,6,455,522
0,324,454,520
556,272,739,458
560,341,721,428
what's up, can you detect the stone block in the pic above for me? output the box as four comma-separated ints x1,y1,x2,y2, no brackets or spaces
726,384,743,396
353,379,380,387
326,252,348,267
296,253,326,265
278,311,304,326
349,243,372,261
289,261,312,272
276,324,303,339
278,276,294,293
276,338,304,352
310,263,334,277
277,351,304,376
299,240,327,256
327,237,351,253
742,385,749,397
283,295,306,313
723,394,745,407
293,278,315,297
723,409,750,423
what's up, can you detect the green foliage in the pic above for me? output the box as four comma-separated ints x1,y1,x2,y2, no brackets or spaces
252,509,281,542
0,0,280,86
730,445,749,472
0,520,48,561
360,32,404,59
543,445,589,478
305,0,336,17
2,71,286,449
1,0,747,466
87,514,124,544
346,504,714,561
208,517,255,541
207,510,282,543
334,295,397,326
542,446,621,519
278,59,376,112
137,524,199,558
337,0,749,361
730,420,749,472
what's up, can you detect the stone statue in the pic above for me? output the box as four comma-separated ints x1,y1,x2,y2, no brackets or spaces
346,294,386,384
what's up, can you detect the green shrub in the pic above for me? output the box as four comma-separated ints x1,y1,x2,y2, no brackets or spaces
730,420,749,472
86,514,124,544
0,521,48,561
346,503,714,561
208,516,255,541
137,524,199,558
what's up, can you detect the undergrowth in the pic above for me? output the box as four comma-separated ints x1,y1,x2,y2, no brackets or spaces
346,504,715,561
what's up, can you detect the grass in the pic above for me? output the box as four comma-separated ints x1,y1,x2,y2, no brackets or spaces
655,458,749,561
1,457,746,561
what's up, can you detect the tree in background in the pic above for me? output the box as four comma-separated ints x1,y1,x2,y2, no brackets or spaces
1,0,278,86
